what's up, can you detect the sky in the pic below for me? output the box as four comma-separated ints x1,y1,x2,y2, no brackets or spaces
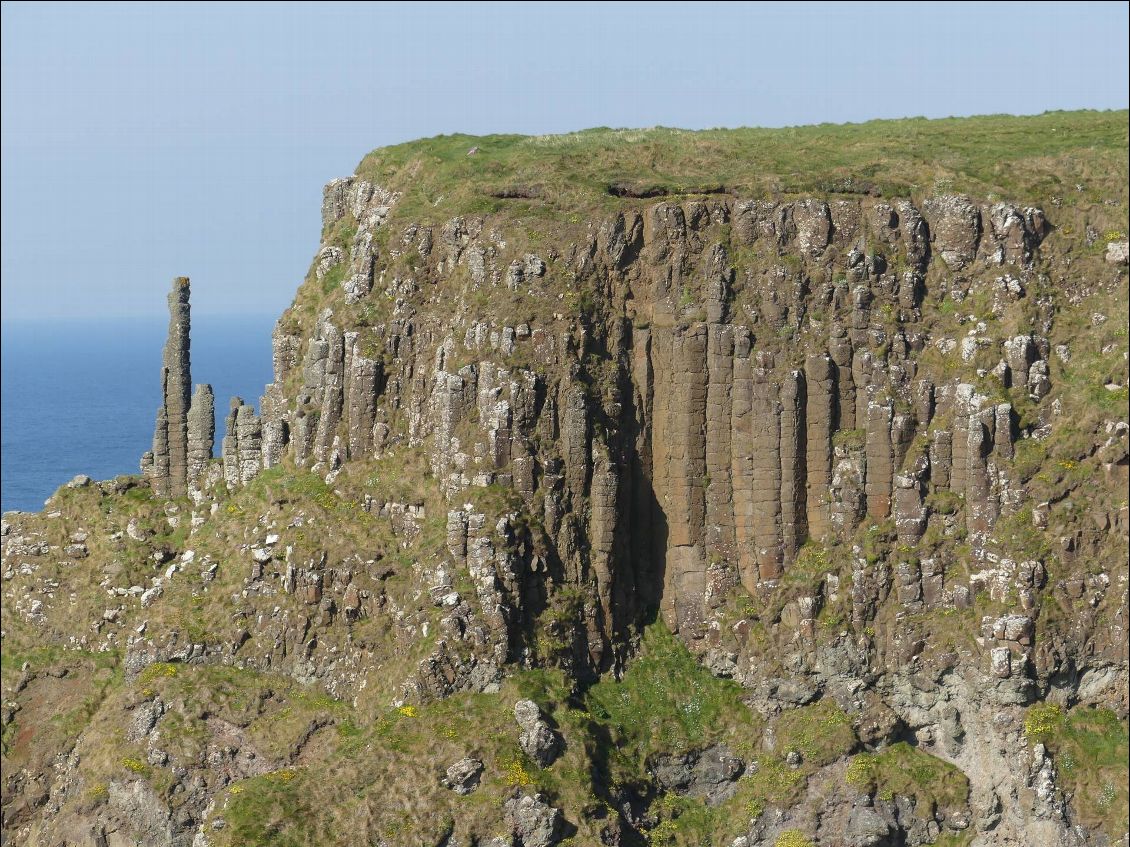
2,1,1128,321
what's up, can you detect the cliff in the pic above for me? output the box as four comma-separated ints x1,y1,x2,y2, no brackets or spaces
2,111,1128,847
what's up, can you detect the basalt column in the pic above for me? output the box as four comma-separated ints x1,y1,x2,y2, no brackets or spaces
186,384,215,482
223,398,263,487
143,277,199,497
804,352,835,541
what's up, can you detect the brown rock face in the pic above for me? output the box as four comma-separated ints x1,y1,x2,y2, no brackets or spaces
146,187,1060,670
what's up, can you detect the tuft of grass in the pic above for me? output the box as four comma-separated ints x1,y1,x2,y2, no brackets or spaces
585,620,761,769
775,830,814,847
137,662,178,687
1024,702,1064,744
843,742,969,817
772,700,856,767
120,756,150,775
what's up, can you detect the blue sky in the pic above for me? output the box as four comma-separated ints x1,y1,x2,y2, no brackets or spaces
2,1,1127,320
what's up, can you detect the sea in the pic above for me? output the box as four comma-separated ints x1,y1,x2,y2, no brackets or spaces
1,314,277,513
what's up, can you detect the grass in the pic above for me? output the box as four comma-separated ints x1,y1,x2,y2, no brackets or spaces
223,768,320,847
845,742,970,816
831,428,866,450
353,111,1128,227
771,700,856,767
774,832,814,847
1026,704,1129,838
209,668,593,846
585,620,761,768
1,649,122,761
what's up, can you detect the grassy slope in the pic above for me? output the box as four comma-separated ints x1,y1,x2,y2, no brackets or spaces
354,110,1129,224
1025,703,1130,838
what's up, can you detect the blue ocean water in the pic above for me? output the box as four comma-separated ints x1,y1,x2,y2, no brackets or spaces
1,315,277,513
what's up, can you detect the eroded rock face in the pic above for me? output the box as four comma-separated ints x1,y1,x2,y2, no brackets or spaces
922,195,981,270
442,757,484,795
1104,240,1128,265
845,800,892,847
130,187,1072,680
504,793,563,847
648,744,744,805
185,385,215,484
221,398,262,487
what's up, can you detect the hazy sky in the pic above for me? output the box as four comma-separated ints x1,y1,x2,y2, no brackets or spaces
2,1,1128,320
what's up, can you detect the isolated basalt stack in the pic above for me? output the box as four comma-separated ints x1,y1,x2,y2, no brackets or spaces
141,277,269,496
141,277,215,496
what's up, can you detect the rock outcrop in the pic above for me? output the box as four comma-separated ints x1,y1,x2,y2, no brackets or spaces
141,280,267,495
514,699,562,767
141,278,201,496
6,118,1127,847
223,189,1063,670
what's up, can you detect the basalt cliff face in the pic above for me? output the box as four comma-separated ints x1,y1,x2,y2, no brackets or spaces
3,114,1129,847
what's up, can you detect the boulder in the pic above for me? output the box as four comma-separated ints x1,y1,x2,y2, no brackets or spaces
514,700,562,767
648,744,744,805
504,793,562,847
441,757,483,795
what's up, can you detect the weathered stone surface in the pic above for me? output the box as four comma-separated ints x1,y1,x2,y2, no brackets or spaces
751,359,783,581
648,744,744,805
792,198,832,257
894,454,929,544
804,353,835,541
865,399,893,519
311,316,346,464
514,699,562,767
259,383,288,469
345,334,381,458
845,800,892,847
504,793,562,847
440,757,483,795
1104,240,1128,265
922,195,982,270
186,384,215,483
730,335,756,592
779,369,807,563
896,199,929,269
704,324,734,560
222,398,262,487
321,177,350,228
985,202,1042,266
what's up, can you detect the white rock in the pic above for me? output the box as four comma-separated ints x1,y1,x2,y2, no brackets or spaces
991,647,1012,678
